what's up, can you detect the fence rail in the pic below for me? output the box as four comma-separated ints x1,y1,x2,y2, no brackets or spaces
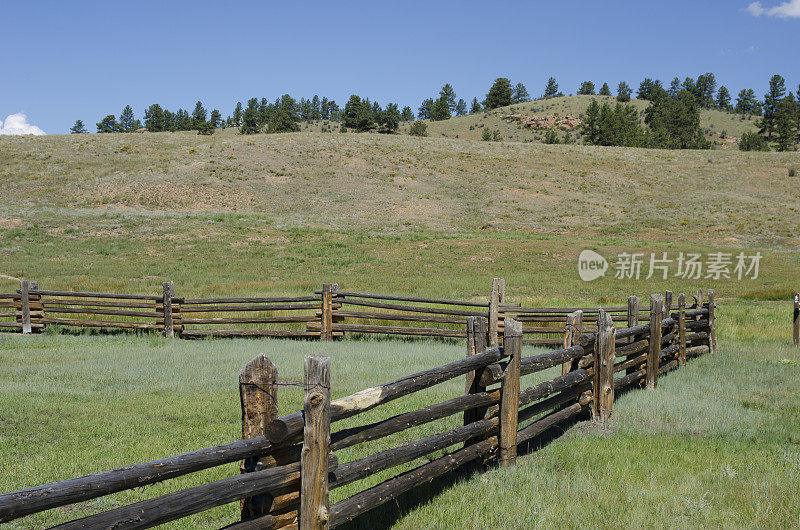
0,289,717,529
3,279,713,346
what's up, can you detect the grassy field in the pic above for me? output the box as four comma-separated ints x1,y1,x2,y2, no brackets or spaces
1,302,798,528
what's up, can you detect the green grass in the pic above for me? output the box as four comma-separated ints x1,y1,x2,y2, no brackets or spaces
1,303,799,528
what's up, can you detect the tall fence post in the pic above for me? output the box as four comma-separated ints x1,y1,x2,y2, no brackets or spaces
488,278,504,347
162,281,175,338
19,280,31,334
647,295,663,389
695,289,703,309
464,316,488,429
678,293,687,366
562,310,582,375
300,355,331,530
794,292,799,347
321,284,334,341
499,317,521,467
593,310,615,425
239,354,278,520
664,290,673,315
707,289,716,354
626,296,639,375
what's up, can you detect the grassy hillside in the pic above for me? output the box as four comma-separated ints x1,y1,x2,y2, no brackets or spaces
398,95,761,146
1,128,798,301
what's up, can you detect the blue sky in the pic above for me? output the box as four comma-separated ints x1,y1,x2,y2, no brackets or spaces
1,0,798,134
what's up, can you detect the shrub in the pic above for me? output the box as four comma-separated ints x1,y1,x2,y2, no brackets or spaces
197,122,215,135
408,121,428,137
790,168,797,177
544,129,559,144
739,131,769,151
481,128,492,141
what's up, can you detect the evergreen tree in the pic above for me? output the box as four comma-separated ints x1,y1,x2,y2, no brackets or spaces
175,109,193,130
163,109,176,131
581,99,601,144
192,101,207,128
343,95,375,131
543,77,559,98
240,98,261,134
761,74,786,138
400,106,415,122
232,102,243,127
577,81,595,95
681,77,697,97
311,95,321,120
470,97,481,114
119,105,136,132
430,96,451,121
268,94,301,133
735,88,760,114
668,77,681,97
512,82,530,103
716,86,732,111
644,90,709,149
96,114,119,133
408,121,427,137
197,121,215,135
371,101,382,123
637,78,666,101
596,103,647,147
439,84,457,112
209,109,222,128
484,78,513,109
598,83,611,96
70,120,87,134
455,98,467,116
739,131,769,151
321,97,330,120
328,100,341,121
774,93,798,151
379,103,401,133
617,82,632,102
144,104,166,132
418,98,434,119
695,73,717,108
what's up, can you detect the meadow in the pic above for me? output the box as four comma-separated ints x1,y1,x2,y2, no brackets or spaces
1,101,799,527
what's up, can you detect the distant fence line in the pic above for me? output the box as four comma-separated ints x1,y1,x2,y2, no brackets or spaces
1,279,712,345
0,291,717,528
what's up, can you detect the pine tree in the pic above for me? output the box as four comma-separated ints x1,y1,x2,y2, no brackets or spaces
96,115,119,133
598,83,611,96
119,105,136,132
644,90,709,149
774,94,798,151
455,99,467,116
311,95,321,120
439,84,457,113
343,95,374,131
380,103,401,133
543,77,559,98
695,73,717,108
617,82,632,102
430,96,451,121
577,81,595,95
268,95,301,133
668,77,681,97
761,74,786,138
582,100,601,144
144,104,167,132
735,89,760,114
70,120,87,134
637,78,666,101
512,82,530,103
232,102,243,127
209,109,222,128
483,78,513,109
400,106,415,121
191,101,207,128
470,97,481,114
321,97,330,120
418,98,434,119
175,109,193,130
716,86,732,111
240,98,261,134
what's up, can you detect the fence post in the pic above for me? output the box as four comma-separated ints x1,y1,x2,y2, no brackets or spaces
162,281,175,338
464,316,488,429
488,278,504,347
664,290,673,315
321,284,333,341
239,354,278,520
300,355,331,530
678,293,687,366
593,310,615,425
19,280,31,334
695,289,703,309
499,317,521,467
647,295,663,389
707,289,716,354
562,310,582,375
794,292,799,347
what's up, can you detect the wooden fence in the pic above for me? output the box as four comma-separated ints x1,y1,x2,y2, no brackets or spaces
2,279,709,346
0,291,716,529
794,291,799,347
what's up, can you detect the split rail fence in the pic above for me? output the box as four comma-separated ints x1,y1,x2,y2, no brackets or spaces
2,279,709,346
0,290,716,529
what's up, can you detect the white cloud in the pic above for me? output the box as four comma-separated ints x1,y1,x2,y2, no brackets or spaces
0,112,46,136
747,0,800,17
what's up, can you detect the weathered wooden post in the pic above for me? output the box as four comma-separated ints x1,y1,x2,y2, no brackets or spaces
695,289,703,309
664,290,673,315
239,354,278,520
647,295,663,389
625,295,639,375
794,292,799,347
678,293,687,367
19,280,31,335
300,355,331,530
464,316,488,428
488,278,505,347
592,310,615,425
562,310,582,375
162,281,175,338
320,284,334,341
499,317,521,467
707,289,716,354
